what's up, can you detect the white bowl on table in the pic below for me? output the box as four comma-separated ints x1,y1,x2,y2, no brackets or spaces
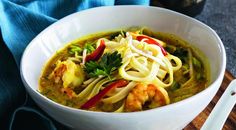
20,6,226,130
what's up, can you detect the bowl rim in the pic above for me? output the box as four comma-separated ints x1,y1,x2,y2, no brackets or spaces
20,5,226,115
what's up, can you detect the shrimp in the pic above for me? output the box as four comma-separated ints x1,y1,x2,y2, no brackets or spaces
125,83,170,112
49,60,85,88
49,61,67,83
146,84,170,108
125,83,149,112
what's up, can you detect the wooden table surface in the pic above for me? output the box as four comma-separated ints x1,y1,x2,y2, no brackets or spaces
184,70,236,130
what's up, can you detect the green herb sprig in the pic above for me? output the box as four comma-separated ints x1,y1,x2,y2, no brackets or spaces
84,51,122,78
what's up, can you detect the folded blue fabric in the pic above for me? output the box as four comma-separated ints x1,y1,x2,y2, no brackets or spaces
0,0,149,130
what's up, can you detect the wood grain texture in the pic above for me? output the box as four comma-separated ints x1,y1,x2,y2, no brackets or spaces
184,70,236,130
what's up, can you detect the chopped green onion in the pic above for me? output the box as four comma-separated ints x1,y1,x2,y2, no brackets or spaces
165,45,177,54
121,30,126,37
182,64,189,71
84,43,95,53
196,73,205,81
109,32,121,40
196,73,201,80
69,44,82,54
170,80,181,91
173,47,188,63
192,57,201,69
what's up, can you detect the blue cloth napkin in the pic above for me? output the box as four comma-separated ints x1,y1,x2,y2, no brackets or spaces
0,0,149,130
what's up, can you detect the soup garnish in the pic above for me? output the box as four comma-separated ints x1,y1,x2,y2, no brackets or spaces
39,28,210,112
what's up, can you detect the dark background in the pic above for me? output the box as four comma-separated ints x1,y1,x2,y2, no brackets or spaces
196,0,236,77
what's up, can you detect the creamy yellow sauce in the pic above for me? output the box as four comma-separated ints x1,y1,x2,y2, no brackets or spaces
39,27,210,111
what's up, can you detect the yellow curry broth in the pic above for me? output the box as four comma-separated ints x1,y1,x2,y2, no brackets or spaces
39,30,123,110
39,28,210,111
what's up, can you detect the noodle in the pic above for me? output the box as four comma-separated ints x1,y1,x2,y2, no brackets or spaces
39,28,209,112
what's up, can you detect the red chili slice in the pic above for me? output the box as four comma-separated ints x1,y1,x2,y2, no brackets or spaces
80,79,129,109
85,39,106,62
136,35,167,56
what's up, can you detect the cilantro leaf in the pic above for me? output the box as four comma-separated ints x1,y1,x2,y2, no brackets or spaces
84,51,122,78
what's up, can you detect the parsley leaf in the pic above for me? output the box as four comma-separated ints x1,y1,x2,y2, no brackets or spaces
88,69,109,77
84,51,122,78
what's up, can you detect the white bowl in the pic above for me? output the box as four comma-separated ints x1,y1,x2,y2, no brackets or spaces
20,6,226,130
